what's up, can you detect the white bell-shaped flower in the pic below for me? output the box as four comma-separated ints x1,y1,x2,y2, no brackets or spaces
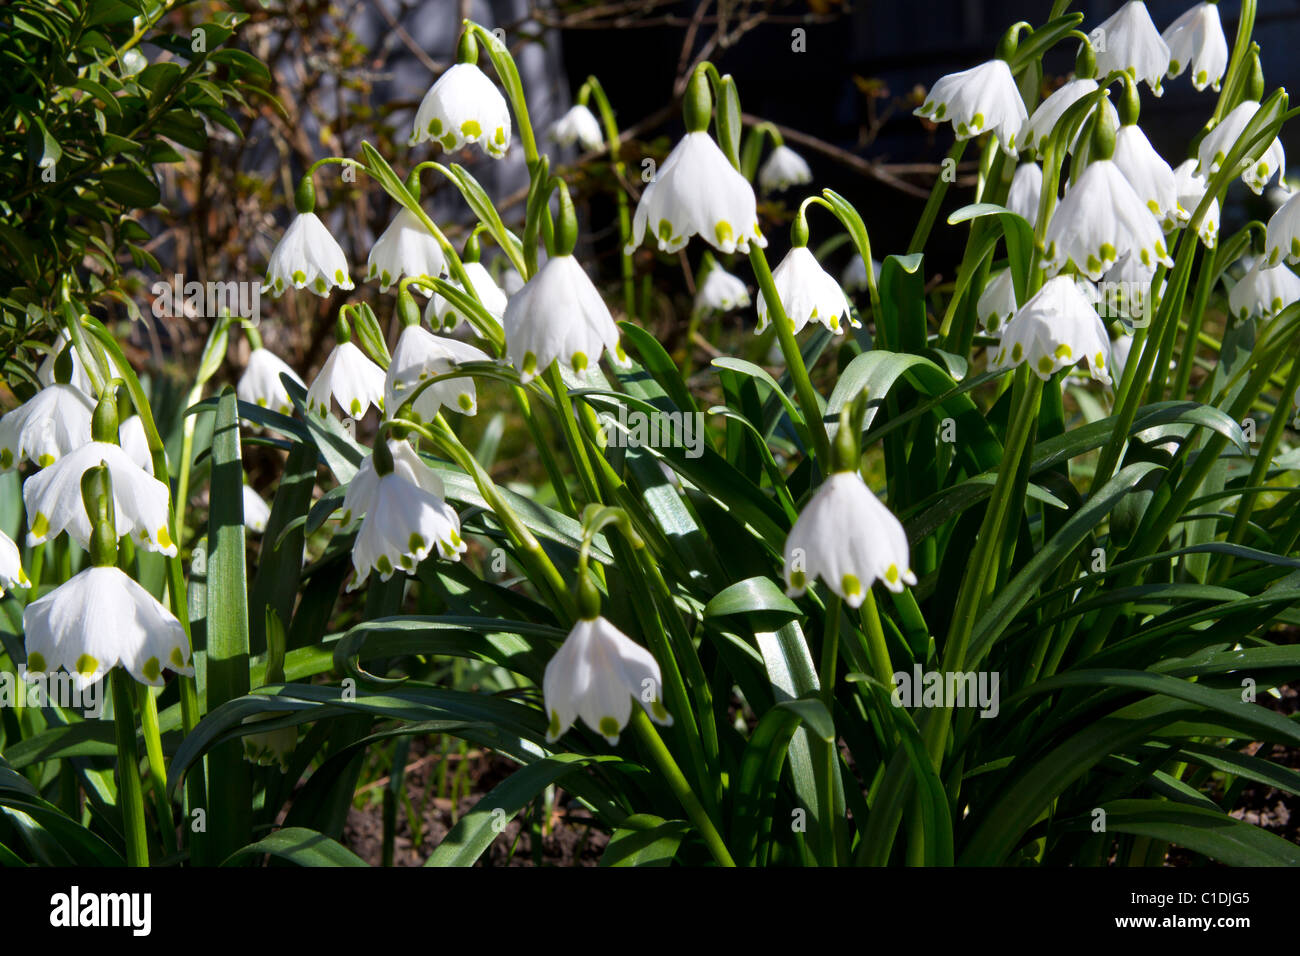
1090,1,1171,96
411,62,511,158
1173,159,1219,248
263,212,354,298
758,145,813,193
914,58,1027,156
386,323,488,421
627,131,766,255
340,440,465,589
243,485,271,535
23,565,192,689
694,264,750,313
1114,123,1186,229
1264,192,1300,266
118,415,153,475
993,275,1112,384
306,341,385,421
237,347,305,418
504,254,629,383
542,615,672,745
1020,78,1106,158
0,529,29,594
1198,100,1286,196
1228,257,1300,320
1007,161,1043,224
1043,158,1173,280
366,207,447,293
23,442,177,555
1098,251,1158,327
424,261,508,331
841,255,881,293
784,470,916,606
0,384,94,470
550,104,603,151
758,245,856,335
1162,1,1228,91
977,269,1018,333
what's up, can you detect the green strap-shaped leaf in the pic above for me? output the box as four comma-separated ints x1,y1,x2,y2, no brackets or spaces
221,827,369,867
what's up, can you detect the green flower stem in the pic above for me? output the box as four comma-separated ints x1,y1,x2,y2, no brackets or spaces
582,76,637,319
748,246,830,466
418,415,578,622
514,384,577,516
1215,356,1300,581
926,366,1042,762
908,140,967,255
630,708,735,867
544,365,603,505
858,590,896,689
466,22,539,165
816,595,846,866
111,669,149,867
137,684,176,857
1171,252,1217,399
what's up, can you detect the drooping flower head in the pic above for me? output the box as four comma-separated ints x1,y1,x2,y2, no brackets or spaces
627,69,765,256
411,54,512,159
506,183,629,384
237,345,305,418
913,24,1029,157
1227,257,1300,321
1043,113,1173,280
1089,1,1171,96
758,241,856,336
339,439,465,589
366,205,448,293
694,261,750,314
993,275,1112,385
387,294,489,421
543,591,672,746
758,144,813,193
550,104,603,151
1006,159,1043,225
0,383,93,470
1111,78,1186,230
305,312,386,421
24,463,190,689
263,177,353,298
1162,1,1228,92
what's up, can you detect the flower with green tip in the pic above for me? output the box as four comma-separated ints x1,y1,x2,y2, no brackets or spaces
913,58,1027,157
993,275,1112,385
977,268,1017,334
1173,159,1218,248
1264,191,1300,267
1227,257,1300,321
759,246,856,336
694,264,750,313
1162,1,1228,92
1197,100,1286,196
1090,1,1170,96
23,442,177,556
1007,161,1043,225
385,324,488,421
550,104,603,151
1043,158,1173,280
22,565,192,690
424,261,508,331
1114,123,1186,229
503,253,629,384
0,384,94,471
340,439,465,591
1019,78,1111,159
411,63,512,158
0,529,29,594
626,131,766,255
784,470,916,607
542,615,672,746
262,212,354,298
305,341,385,421
237,346,305,419
366,207,448,293
758,144,813,193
